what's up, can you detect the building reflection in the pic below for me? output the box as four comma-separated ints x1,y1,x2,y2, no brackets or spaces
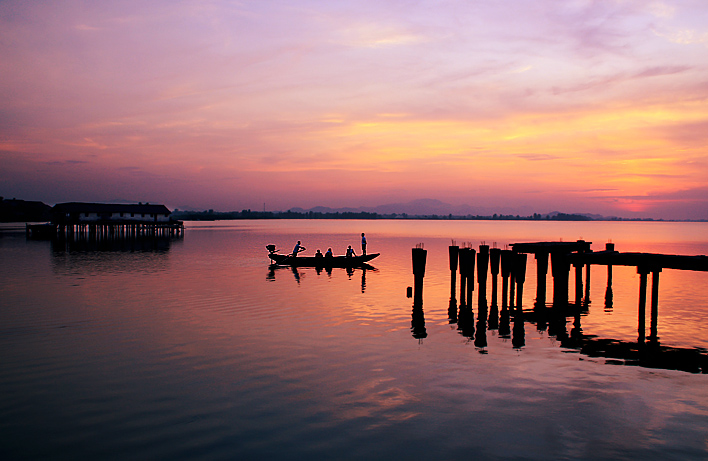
50,234,174,275
51,233,175,253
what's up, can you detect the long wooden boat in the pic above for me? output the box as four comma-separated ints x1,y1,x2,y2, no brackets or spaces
268,252,379,267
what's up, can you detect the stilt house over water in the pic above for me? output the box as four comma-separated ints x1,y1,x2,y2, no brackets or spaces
52,202,172,224
26,202,184,238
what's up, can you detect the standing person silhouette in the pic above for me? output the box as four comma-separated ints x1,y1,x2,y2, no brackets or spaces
361,233,367,256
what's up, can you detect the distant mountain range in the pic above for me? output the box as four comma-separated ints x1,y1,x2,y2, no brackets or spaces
288,198,610,220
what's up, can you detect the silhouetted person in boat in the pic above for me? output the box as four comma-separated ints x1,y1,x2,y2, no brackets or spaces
292,241,305,257
315,249,323,258
361,233,367,255
346,245,356,257
325,248,333,258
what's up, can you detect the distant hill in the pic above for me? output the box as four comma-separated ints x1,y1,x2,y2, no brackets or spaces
291,200,600,220
290,199,535,217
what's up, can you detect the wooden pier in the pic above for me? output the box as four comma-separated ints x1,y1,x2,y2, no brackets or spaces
425,240,708,372
510,240,708,343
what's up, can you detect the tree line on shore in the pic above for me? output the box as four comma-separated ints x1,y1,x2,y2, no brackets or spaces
172,209,607,221
0,198,675,223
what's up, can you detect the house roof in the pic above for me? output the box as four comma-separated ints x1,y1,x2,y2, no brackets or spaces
52,202,171,214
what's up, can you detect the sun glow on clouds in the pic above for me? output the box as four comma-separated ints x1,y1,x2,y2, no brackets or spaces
1,0,708,218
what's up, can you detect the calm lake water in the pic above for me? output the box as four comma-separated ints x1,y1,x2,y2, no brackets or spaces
1,219,708,460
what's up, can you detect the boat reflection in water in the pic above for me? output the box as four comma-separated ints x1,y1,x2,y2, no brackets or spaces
267,263,375,293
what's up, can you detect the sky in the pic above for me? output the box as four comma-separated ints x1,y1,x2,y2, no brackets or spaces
1,0,707,219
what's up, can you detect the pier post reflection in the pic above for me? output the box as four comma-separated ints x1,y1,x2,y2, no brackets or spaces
548,299,568,343
512,309,525,349
448,296,458,324
499,303,511,339
475,296,488,350
457,299,475,340
411,298,427,341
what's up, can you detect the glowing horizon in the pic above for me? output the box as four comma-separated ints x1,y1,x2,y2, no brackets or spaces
1,1,707,219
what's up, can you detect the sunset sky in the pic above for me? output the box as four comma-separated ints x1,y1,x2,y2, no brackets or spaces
2,0,707,219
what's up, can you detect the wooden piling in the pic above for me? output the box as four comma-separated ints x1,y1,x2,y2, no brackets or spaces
458,248,469,305
515,253,527,309
477,245,489,305
509,256,516,308
449,245,459,298
551,250,570,306
535,251,548,306
574,262,584,305
412,247,427,277
477,245,489,286
412,247,427,305
500,249,513,308
650,269,661,343
490,248,501,308
466,249,476,307
637,266,649,342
